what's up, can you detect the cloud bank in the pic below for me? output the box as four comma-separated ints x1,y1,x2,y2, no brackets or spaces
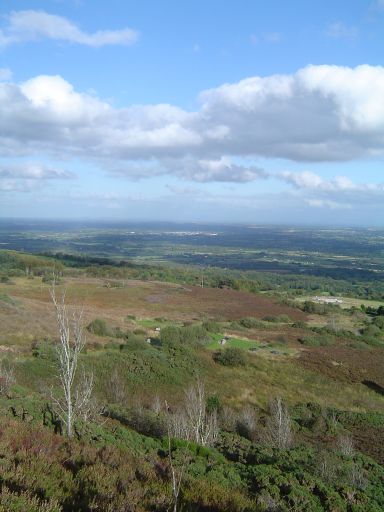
1,65,384,193
2,65,384,162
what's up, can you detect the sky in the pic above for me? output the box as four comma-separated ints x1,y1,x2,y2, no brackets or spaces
0,0,384,226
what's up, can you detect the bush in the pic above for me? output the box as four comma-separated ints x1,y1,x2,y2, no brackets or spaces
161,324,210,348
86,318,110,337
298,334,334,347
238,317,264,329
215,347,247,367
360,324,382,338
292,320,307,329
373,316,384,329
202,320,220,333
262,314,291,323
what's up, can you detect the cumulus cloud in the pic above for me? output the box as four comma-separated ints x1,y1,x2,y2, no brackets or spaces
1,65,384,183
279,170,384,209
164,157,268,182
0,10,139,48
280,170,384,193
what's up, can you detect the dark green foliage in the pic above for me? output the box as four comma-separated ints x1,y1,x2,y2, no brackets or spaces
31,340,57,360
160,324,210,348
301,301,342,315
292,320,307,328
372,316,384,329
262,314,292,323
202,320,221,332
238,317,265,329
86,318,110,337
206,394,222,414
298,334,335,347
215,347,247,367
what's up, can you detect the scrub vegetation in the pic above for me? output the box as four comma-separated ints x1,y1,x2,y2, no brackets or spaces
0,224,383,511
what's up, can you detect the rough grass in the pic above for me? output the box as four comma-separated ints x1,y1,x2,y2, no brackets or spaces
2,275,384,417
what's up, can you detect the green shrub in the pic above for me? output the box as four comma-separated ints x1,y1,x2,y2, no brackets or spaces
0,487,60,512
292,320,307,329
215,347,247,367
373,316,384,329
298,334,334,347
238,317,264,329
263,314,292,323
86,318,110,337
202,320,220,332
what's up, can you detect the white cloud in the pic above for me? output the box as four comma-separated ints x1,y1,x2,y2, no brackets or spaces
164,156,268,182
325,22,358,39
0,162,74,180
0,162,74,192
0,10,139,48
0,68,12,81
1,65,384,184
280,170,384,210
280,170,384,194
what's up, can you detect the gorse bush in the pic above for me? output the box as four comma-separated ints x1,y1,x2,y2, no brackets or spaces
298,334,335,347
160,324,210,348
215,346,247,367
86,318,110,337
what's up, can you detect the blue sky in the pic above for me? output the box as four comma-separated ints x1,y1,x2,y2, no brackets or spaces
1,0,384,225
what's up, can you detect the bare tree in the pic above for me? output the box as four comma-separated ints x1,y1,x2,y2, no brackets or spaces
265,397,292,449
165,400,190,512
182,380,219,446
50,285,91,437
337,433,355,457
0,361,15,396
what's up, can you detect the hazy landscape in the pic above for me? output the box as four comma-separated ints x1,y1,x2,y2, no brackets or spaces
1,1,384,511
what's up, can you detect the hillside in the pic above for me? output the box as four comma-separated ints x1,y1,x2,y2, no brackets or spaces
0,250,383,510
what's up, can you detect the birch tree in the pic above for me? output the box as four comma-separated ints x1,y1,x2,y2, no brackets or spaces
265,396,292,449
167,380,219,447
50,286,92,437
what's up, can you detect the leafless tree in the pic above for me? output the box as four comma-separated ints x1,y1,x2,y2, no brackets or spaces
165,400,190,512
106,369,127,405
50,285,92,437
337,433,355,457
183,379,219,446
166,380,219,447
265,396,292,449
0,361,15,396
